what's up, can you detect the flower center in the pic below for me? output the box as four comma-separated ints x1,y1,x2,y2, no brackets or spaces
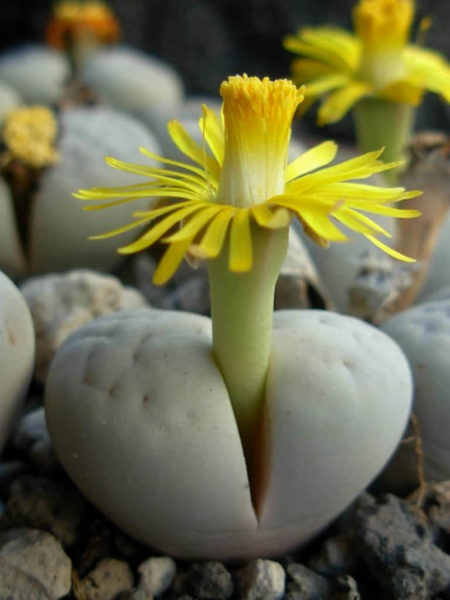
353,0,413,90
2,106,59,169
46,0,120,49
217,75,304,208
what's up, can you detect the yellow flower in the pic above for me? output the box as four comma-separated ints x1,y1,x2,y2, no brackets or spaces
75,74,420,284
2,106,59,169
284,0,450,125
46,0,120,49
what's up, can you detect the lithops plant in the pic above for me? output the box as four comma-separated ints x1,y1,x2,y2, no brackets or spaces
79,47,185,113
0,270,34,452
0,81,22,125
46,75,418,560
380,289,450,487
0,45,70,106
0,104,162,278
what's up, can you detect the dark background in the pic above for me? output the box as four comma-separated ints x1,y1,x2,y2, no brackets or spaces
0,0,448,136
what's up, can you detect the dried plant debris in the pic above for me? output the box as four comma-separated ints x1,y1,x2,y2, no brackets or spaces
348,250,420,322
349,131,450,322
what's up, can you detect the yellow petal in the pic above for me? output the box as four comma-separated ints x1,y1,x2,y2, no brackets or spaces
284,27,358,71
153,239,194,285
89,216,153,240
163,205,222,242
404,46,450,101
304,74,351,96
289,148,386,192
229,210,252,272
192,208,235,259
118,204,203,254
365,235,416,262
291,58,338,80
347,203,421,218
139,146,219,181
251,203,291,229
316,182,411,202
317,82,370,125
199,105,225,165
381,80,423,105
333,207,392,237
167,120,220,180
275,195,348,242
297,208,348,242
90,202,192,237
285,140,337,183
82,189,200,209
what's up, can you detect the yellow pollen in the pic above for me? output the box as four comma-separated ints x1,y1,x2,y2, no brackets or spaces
353,0,414,49
220,75,304,122
2,106,59,169
218,75,304,207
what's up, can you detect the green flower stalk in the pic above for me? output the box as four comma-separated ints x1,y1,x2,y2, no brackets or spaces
75,74,421,465
284,0,450,177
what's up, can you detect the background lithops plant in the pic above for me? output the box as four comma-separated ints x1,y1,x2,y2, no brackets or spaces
0,104,162,278
0,270,34,452
380,289,450,489
0,45,70,106
79,47,185,114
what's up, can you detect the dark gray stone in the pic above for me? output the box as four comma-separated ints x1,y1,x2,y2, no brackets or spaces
285,563,331,599
0,460,30,495
4,475,87,547
330,575,360,600
308,534,360,576
237,559,285,600
116,589,151,600
351,494,450,600
187,561,233,599
13,408,58,472
422,481,450,538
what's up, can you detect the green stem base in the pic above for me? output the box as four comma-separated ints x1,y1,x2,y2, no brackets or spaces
353,99,415,184
207,225,289,466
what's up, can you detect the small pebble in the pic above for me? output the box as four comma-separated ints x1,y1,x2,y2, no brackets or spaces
308,533,359,576
116,588,151,600
0,460,30,495
13,408,58,472
331,574,361,600
237,558,285,600
21,269,148,382
137,555,176,596
187,561,233,599
285,563,330,599
5,474,87,547
0,527,72,599
77,518,115,577
74,557,134,600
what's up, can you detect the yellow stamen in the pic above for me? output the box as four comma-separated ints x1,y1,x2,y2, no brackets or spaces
354,0,414,89
2,106,59,169
218,75,304,207
354,0,414,49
